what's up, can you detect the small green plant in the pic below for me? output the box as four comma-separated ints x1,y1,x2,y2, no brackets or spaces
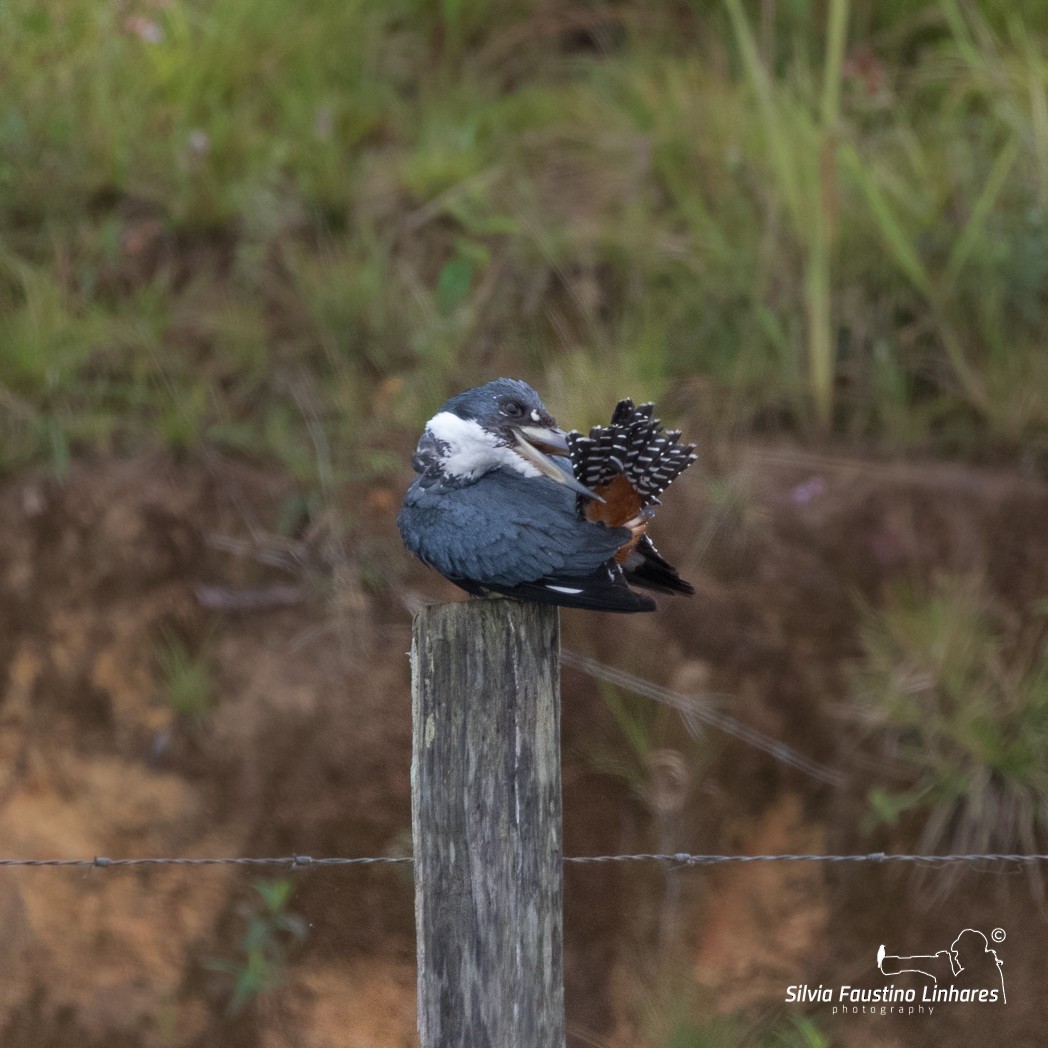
666,1013,827,1048
851,575,1048,862
587,681,659,795
207,878,308,1017
156,634,214,721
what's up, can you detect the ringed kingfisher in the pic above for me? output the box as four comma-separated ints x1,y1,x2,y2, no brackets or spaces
397,378,696,613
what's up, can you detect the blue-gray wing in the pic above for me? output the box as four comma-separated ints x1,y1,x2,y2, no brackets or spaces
398,467,629,587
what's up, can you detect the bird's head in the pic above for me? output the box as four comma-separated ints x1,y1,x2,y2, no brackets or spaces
412,378,598,498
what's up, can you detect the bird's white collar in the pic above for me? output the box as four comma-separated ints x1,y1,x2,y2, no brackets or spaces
426,411,541,481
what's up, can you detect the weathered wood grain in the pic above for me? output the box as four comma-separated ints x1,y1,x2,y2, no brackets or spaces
411,598,564,1048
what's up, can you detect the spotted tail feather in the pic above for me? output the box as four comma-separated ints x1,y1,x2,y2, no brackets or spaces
566,399,697,508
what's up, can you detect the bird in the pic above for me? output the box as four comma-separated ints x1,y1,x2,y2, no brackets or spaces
397,378,696,613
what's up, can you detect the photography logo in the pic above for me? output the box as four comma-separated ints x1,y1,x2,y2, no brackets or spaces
785,926,1006,1016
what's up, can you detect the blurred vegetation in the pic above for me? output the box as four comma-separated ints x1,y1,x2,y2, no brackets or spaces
662,1010,827,1048
852,574,1048,861
2,0,1048,479
207,878,308,1016
156,631,215,721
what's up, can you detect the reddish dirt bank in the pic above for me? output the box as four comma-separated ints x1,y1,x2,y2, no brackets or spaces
1,447,1046,1046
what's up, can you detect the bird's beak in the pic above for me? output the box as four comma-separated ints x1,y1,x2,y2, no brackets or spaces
517,423,570,456
513,425,605,502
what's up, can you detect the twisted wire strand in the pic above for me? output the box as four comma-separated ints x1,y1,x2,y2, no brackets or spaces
2,852,1047,870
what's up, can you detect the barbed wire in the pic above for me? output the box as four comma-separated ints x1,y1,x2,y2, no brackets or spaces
566,852,1048,866
2,852,1048,870
0,856,409,869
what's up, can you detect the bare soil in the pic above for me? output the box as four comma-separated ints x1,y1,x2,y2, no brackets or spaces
1,445,1046,1046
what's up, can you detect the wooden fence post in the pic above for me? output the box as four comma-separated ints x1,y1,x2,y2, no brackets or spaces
411,598,565,1048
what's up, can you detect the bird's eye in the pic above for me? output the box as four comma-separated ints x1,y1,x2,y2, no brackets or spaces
501,400,526,418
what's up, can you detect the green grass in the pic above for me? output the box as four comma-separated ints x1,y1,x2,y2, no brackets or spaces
156,633,215,721
725,0,850,432
662,1011,828,1048
2,0,1048,473
851,575,1048,861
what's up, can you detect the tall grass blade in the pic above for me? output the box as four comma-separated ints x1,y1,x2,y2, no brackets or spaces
942,136,1020,294
841,144,931,294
